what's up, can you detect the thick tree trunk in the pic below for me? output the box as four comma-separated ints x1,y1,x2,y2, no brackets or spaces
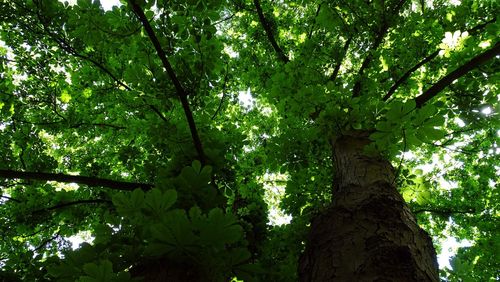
299,131,439,281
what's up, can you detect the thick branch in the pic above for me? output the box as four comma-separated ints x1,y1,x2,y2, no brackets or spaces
130,2,206,163
467,17,496,34
384,18,496,101
253,0,289,63
415,42,499,107
0,169,153,191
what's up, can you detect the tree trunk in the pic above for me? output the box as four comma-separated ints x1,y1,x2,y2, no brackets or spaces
299,131,439,281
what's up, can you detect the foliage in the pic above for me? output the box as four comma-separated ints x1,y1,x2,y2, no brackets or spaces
0,0,498,281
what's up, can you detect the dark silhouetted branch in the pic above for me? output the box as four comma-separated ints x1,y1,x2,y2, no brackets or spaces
352,0,407,97
413,207,477,215
69,123,126,129
130,1,206,164
384,50,440,101
34,232,60,252
330,37,352,82
212,63,230,120
0,169,153,191
384,18,496,101
32,199,112,214
1,195,21,203
253,0,289,63
415,42,499,107
467,17,496,34
307,3,322,39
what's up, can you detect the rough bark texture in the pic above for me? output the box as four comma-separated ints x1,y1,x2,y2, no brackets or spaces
299,131,439,282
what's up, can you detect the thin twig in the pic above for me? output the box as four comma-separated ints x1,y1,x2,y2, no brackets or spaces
32,199,112,214
413,207,477,215
0,195,21,203
384,50,440,101
392,128,407,186
307,2,322,39
212,63,230,120
34,232,60,252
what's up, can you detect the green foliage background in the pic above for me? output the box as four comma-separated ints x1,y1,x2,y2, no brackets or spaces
0,0,498,281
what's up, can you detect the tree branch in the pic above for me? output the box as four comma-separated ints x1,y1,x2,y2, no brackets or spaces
35,16,171,125
329,36,352,82
352,0,407,97
212,63,230,120
0,195,21,203
32,199,112,214
384,18,496,101
34,232,60,252
253,0,289,63
383,50,440,101
69,123,126,129
352,30,386,97
307,3,322,39
0,169,153,191
413,207,477,216
467,17,496,34
415,42,499,108
129,1,206,164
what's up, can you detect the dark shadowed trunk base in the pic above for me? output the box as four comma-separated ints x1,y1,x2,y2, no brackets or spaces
131,258,201,282
299,131,439,282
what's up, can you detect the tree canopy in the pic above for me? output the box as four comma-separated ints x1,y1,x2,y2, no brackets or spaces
0,0,498,281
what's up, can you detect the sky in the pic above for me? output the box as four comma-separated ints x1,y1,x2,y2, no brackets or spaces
100,0,121,10
63,0,121,10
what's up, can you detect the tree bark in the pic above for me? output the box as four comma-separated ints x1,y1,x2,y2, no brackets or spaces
299,131,439,281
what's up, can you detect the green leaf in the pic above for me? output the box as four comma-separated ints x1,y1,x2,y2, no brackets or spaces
417,126,445,142
386,100,415,121
162,189,177,209
144,242,174,257
198,209,243,249
228,248,251,265
192,160,202,174
189,206,203,222
130,188,145,208
200,165,212,178
81,260,114,281
375,120,393,132
145,188,177,213
152,210,197,249
423,115,445,127
60,90,72,103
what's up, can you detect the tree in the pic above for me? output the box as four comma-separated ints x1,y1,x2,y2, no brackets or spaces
0,0,498,281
